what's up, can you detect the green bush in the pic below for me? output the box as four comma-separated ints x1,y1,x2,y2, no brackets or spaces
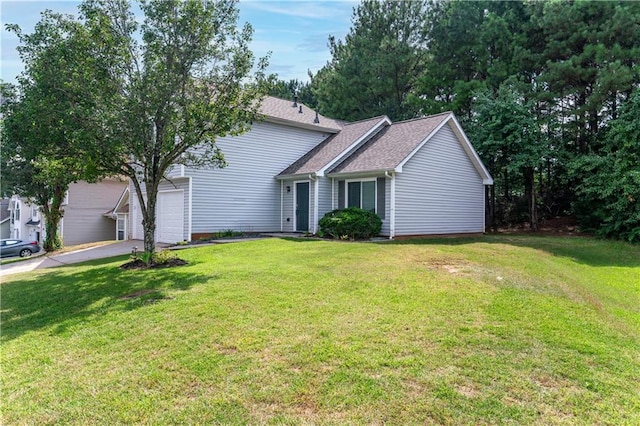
319,207,382,240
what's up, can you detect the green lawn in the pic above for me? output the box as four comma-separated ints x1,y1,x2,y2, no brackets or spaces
2,236,638,424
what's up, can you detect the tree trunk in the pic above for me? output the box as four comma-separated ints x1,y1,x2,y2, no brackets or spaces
524,167,538,231
40,186,66,252
142,183,158,264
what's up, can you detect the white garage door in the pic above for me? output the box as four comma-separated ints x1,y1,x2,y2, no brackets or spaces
157,190,184,243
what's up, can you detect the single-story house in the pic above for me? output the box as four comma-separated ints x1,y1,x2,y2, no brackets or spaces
129,96,493,243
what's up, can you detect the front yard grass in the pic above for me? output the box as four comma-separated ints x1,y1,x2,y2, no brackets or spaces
1,235,638,424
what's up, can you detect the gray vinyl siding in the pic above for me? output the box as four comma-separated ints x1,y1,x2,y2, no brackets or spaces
395,123,485,235
129,180,143,240
187,121,328,234
316,178,333,224
330,177,391,237
380,178,391,236
282,180,294,232
158,178,190,241
63,180,128,245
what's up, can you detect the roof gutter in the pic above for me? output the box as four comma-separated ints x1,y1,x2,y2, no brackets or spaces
263,116,341,134
326,169,396,179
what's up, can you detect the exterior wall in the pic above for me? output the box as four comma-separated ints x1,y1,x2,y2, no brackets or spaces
380,178,391,236
1,220,10,239
316,177,333,224
281,179,295,232
129,180,143,240
186,121,329,234
63,180,128,245
7,197,44,243
330,177,391,236
394,123,485,235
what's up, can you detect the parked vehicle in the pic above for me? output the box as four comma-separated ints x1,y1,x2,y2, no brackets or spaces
0,239,42,258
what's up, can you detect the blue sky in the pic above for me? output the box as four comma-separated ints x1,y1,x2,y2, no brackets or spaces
1,0,356,85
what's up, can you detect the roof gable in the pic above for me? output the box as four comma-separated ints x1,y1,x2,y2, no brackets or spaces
328,112,451,175
278,116,390,177
328,112,493,185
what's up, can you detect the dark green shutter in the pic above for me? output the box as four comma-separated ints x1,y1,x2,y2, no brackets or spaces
338,180,345,209
377,177,386,219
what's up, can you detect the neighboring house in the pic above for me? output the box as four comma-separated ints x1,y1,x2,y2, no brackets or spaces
8,179,128,246
1,199,11,239
130,96,493,243
103,186,130,241
7,196,42,243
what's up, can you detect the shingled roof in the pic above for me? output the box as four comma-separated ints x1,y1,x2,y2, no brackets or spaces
259,96,344,133
278,116,389,177
328,112,452,175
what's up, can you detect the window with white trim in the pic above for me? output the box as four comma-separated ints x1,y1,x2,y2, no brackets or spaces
346,179,376,213
338,178,386,219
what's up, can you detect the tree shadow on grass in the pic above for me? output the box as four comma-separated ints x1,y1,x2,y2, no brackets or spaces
1,257,211,342
386,234,640,268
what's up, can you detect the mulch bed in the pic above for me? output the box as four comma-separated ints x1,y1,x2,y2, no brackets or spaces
119,258,188,270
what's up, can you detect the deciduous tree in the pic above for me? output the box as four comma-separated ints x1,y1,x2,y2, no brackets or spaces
80,0,268,261
1,12,111,251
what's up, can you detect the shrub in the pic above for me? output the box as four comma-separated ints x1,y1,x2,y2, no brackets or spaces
319,207,382,240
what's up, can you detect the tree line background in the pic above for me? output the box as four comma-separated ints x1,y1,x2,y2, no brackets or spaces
269,0,640,242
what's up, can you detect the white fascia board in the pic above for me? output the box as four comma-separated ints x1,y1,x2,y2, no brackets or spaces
317,116,392,177
275,172,317,181
393,114,494,185
326,169,394,180
114,186,130,212
448,114,494,185
263,116,341,134
395,113,454,173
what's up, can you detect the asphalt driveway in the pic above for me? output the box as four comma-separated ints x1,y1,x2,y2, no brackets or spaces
1,240,158,277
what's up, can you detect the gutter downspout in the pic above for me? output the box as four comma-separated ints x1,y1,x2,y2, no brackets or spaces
280,180,284,232
331,177,335,210
309,174,319,234
187,177,193,241
388,171,396,239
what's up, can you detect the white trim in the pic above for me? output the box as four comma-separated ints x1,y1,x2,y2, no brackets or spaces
395,114,453,173
449,115,494,185
482,184,486,233
116,213,128,241
280,180,284,232
390,172,396,239
292,180,311,232
317,116,391,177
395,114,494,185
313,179,319,234
331,177,335,210
156,189,185,243
187,177,193,242
180,164,185,178
344,178,377,213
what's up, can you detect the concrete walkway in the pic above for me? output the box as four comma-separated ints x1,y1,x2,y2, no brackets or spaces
1,235,304,277
0,240,157,277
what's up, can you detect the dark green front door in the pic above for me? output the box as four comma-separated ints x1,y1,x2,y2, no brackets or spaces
296,182,309,232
